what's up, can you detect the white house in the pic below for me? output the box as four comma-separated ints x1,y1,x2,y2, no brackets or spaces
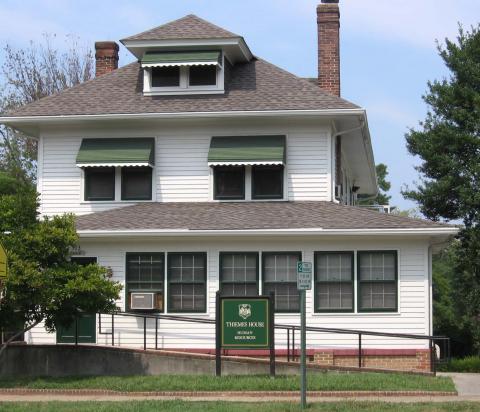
0,1,457,371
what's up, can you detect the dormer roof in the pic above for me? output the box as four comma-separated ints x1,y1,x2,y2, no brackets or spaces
121,14,241,42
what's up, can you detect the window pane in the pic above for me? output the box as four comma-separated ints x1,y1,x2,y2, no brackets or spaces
359,252,396,281
84,167,115,201
169,283,205,311
316,253,352,282
264,283,299,312
317,283,353,310
252,166,284,199
122,167,152,200
264,254,299,282
360,281,396,310
221,283,257,297
151,66,180,87
214,166,245,199
189,65,217,86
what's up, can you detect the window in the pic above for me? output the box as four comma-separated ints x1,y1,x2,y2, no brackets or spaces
71,257,97,266
84,167,115,201
214,166,245,200
126,253,165,312
168,253,207,313
262,252,301,312
189,65,217,86
252,166,284,199
121,167,152,201
314,252,354,313
220,253,258,296
358,251,397,312
151,66,180,87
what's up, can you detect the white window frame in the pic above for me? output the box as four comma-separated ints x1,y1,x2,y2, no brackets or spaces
143,54,225,96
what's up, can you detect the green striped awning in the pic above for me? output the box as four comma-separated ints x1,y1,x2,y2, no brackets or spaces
208,135,286,166
76,138,155,167
141,51,221,67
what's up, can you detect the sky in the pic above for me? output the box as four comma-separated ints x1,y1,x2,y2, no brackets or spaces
0,0,479,210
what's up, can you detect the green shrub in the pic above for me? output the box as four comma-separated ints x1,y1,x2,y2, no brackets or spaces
437,356,480,372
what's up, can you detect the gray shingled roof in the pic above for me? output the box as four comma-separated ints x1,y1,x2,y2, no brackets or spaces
6,58,358,117
76,201,453,231
122,14,241,41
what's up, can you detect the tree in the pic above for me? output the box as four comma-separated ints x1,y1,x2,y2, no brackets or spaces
0,35,94,183
403,25,480,352
358,163,392,205
0,186,121,357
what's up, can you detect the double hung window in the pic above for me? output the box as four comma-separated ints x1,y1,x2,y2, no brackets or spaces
314,252,354,312
262,252,301,312
358,251,397,312
219,253,259,296
126,253,165,311
167,253,207,313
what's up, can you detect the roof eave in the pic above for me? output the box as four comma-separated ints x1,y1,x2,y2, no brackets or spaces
77,227,459,238
121,37,253,64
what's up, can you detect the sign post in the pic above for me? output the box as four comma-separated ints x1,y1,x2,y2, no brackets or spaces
216,292,275,377
297,261,312,409
0,242,7,281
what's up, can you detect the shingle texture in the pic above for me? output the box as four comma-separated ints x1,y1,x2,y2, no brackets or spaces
75,201,452,231
122,14,241,41
6,58,358,117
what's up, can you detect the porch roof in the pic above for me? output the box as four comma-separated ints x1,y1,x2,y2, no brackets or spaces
75,201,456,233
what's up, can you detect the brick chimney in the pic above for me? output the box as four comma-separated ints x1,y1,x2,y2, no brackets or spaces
317,0,340,96
95,41,119,77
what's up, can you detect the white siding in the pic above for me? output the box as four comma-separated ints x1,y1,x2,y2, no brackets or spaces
287,132,330,201
38,121,331,216
29,237,430,350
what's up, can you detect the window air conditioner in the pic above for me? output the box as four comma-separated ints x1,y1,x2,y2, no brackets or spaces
130,292,156,310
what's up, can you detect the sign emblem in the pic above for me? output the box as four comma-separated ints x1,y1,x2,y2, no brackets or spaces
238,303,252,320
0,242,7,280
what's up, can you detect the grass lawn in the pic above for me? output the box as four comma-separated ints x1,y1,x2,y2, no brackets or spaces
0,373,455,392
0,401,478,412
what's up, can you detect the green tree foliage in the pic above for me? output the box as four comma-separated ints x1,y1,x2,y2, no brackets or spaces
0,186,121,355
433,244,473,357
358,163,392,206
403,25,480,353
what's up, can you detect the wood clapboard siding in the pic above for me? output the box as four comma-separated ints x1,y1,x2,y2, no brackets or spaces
37,125,331,216
29,238,431,350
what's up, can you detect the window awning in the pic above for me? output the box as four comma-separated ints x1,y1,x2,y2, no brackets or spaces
208,135,286,166
141,51,222,68
76,138,155,168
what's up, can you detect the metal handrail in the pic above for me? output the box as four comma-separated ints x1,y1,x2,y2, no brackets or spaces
96,311,450,374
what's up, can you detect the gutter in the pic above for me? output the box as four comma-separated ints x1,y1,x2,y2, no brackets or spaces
0,108,366,125
77,227,459,238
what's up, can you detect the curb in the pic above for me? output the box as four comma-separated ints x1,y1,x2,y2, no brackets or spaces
0,388,458,398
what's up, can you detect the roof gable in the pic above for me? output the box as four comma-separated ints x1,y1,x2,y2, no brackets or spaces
122,14,240,42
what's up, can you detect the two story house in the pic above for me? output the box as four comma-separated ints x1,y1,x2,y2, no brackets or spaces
0,1,457,370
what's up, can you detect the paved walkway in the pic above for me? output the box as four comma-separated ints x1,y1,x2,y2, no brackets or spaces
438,372,480,397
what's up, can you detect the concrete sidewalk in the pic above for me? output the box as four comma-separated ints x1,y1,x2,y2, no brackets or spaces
438,372,480,397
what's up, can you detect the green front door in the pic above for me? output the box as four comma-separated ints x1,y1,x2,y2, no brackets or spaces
57,256,97,344
57,313,96,343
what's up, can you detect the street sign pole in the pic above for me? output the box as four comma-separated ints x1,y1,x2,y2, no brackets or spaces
296,261,312,410
300,288,306,409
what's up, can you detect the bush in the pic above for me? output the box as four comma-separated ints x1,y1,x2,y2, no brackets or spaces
437,356,480,372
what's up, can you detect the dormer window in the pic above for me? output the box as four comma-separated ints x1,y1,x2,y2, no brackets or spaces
142,51,224,96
